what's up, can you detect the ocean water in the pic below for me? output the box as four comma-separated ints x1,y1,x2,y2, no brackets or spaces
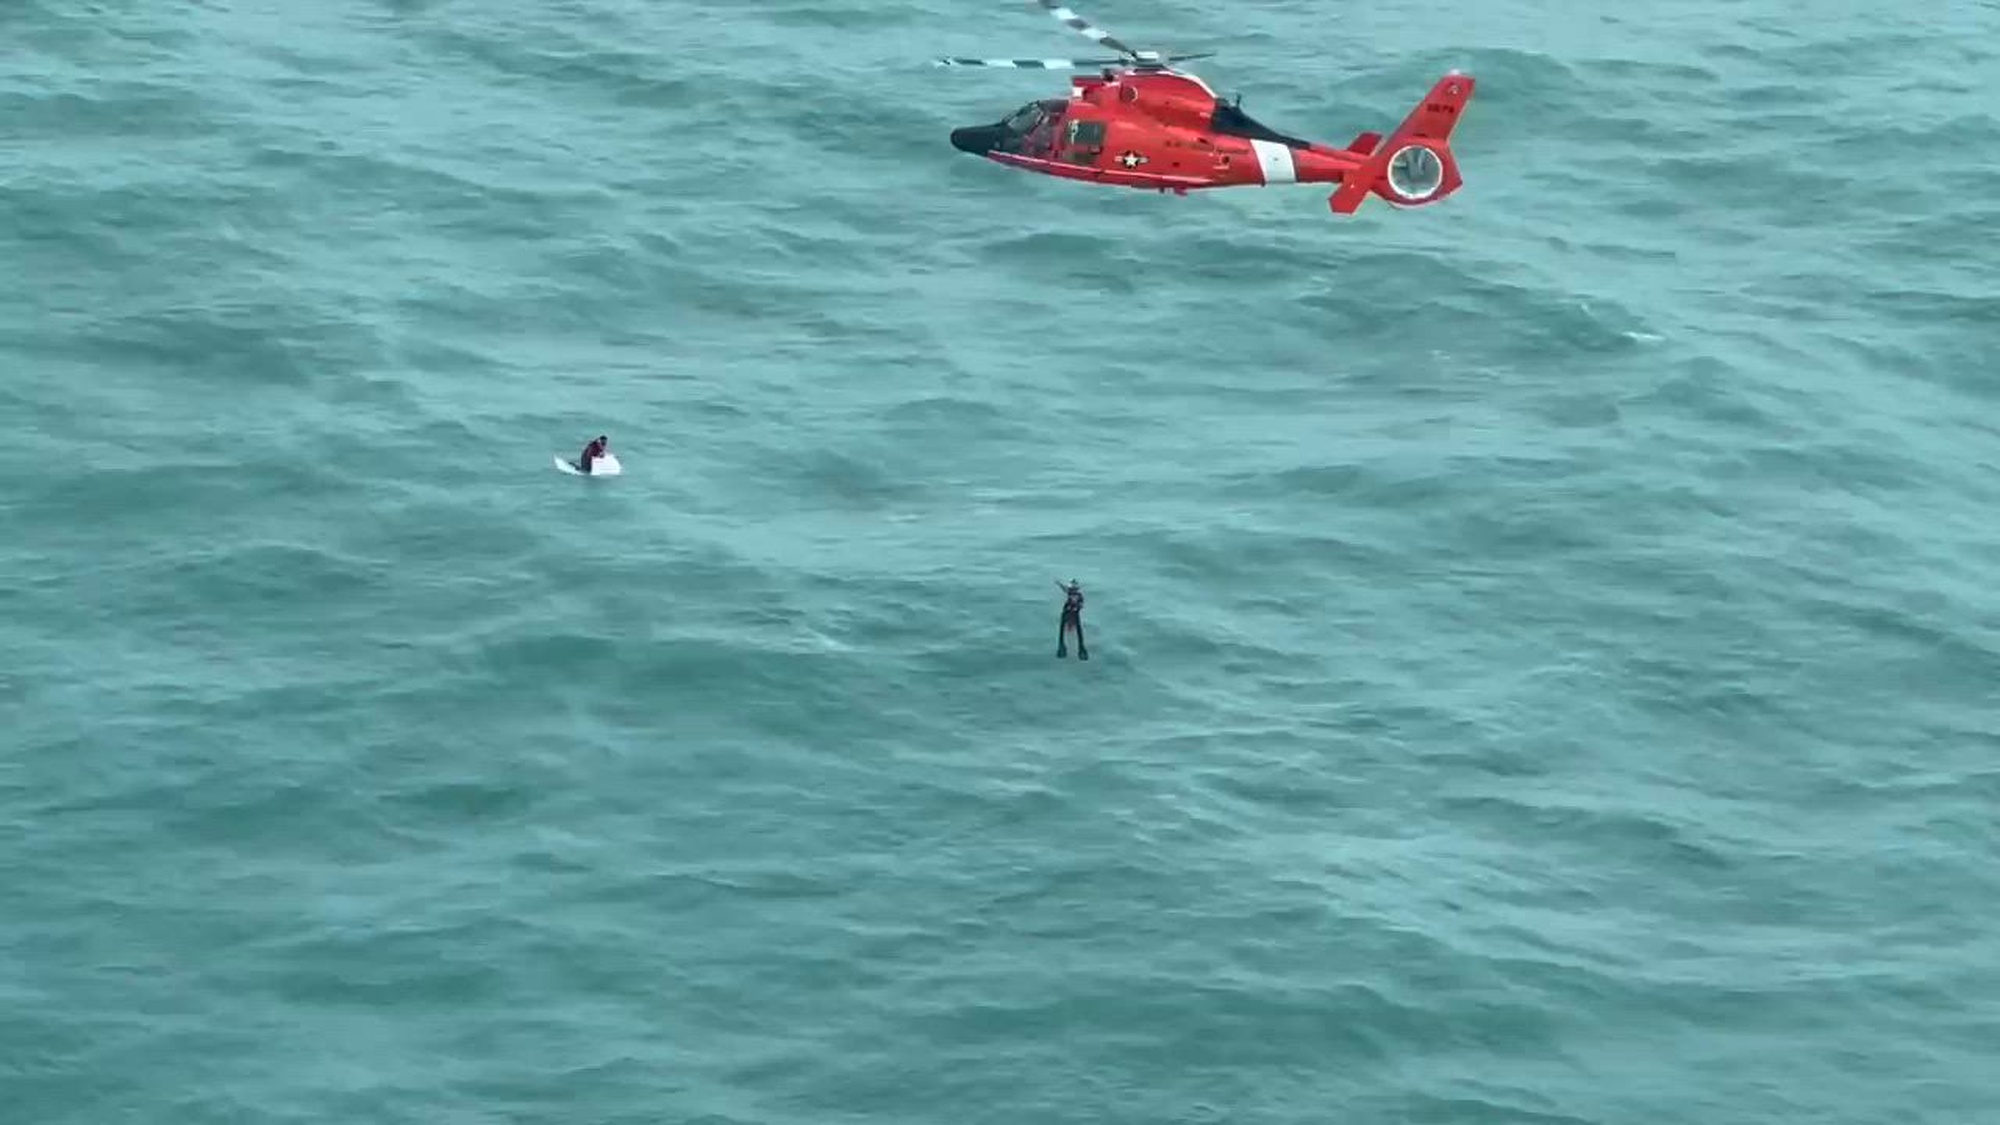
4,0,1998,1121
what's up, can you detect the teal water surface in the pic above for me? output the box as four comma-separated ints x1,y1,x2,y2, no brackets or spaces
4,1,1998,1122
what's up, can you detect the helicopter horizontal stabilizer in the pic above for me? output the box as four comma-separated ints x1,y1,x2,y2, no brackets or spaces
1345,131,1382,155
1329,177,1372,214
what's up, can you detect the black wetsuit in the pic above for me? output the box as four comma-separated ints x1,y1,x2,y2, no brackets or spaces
1058,587,1087,660
577,439,606,474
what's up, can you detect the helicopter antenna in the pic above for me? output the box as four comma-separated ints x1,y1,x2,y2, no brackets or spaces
934,0,1212,71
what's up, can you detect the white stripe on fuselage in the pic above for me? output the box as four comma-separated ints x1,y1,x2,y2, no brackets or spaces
1249,138,1297,184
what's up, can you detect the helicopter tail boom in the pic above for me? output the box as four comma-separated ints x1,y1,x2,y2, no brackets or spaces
1329,71,1474,214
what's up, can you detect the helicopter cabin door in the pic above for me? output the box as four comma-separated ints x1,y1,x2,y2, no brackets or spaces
1060,117,1107,166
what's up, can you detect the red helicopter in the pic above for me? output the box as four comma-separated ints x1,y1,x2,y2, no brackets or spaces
940,1,1475,215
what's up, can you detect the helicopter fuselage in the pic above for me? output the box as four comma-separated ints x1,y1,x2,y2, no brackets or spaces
948,67,1473,213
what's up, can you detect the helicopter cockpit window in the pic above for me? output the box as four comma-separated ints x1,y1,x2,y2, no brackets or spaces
1003,102,1045,134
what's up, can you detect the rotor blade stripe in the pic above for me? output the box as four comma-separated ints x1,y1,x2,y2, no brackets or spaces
934,56,1124,68
935,57,1109,68
1038,1,1138,57
1047,7,1105,39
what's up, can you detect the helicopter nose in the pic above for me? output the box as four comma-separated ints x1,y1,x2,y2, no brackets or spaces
951,124,1005,155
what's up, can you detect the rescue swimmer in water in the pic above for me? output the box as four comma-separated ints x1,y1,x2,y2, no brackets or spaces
1056,579,1088,660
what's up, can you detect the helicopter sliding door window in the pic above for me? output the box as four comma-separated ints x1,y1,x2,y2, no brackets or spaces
1062,119,1106,164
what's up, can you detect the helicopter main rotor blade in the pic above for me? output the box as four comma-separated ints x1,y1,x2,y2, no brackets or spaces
1035,1,1141,59
934,55,1126,69
933,5,1214,73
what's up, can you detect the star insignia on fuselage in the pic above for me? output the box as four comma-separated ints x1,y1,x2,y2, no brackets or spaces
1116,150,1147,168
